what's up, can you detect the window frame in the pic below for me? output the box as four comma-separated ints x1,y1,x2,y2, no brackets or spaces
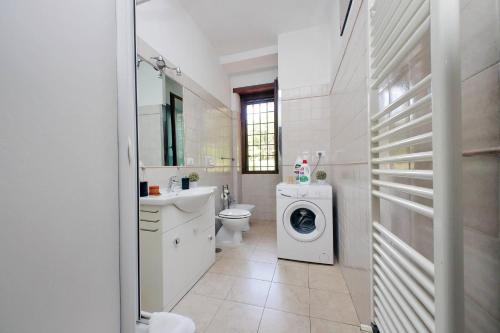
165,92,182,166
239,89,278,174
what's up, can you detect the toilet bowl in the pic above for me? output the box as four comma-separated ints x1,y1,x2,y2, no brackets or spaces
216,208,251,245
229,203,255,231
140,312,195,333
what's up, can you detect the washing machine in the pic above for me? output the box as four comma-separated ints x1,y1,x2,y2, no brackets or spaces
276,183,334,265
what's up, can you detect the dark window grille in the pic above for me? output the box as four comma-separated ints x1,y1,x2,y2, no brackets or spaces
238,82,278,174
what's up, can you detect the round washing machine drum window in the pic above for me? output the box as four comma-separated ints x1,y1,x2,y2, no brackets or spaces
290,208,316,234
283,201,326,242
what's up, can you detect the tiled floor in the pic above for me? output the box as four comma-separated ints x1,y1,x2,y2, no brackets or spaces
171,221,361,333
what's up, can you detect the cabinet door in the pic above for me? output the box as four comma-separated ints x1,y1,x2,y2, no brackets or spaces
139,226,162,313
161,214,216,310
162,223,191,310
198,224,216,275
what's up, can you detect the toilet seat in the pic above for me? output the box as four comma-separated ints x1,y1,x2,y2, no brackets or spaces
218,208,251,219
216,209,252,245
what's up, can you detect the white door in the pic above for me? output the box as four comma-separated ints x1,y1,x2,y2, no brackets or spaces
282,201,326,242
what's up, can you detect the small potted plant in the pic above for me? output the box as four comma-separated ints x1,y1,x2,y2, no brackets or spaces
316,170,327,184
189,172,200,187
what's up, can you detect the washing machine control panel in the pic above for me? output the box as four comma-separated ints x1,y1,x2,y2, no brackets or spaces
277,183,332,199
277,186,298,198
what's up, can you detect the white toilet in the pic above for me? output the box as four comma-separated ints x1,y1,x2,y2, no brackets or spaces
216,208,251,245
229,203,255,231
139,312,195,333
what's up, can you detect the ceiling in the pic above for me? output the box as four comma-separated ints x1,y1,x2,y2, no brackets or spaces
178,0,333,56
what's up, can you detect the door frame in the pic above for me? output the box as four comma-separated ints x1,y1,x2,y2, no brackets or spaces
116,0,140,332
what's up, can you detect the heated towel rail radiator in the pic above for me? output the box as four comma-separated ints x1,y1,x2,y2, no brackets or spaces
367,0,463,332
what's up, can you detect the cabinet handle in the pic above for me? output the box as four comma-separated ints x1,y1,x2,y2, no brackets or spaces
174,237,181,246
128,137,133,165
140,209,159,213
140,228,159,233
208,235,213,240
140,219,160,223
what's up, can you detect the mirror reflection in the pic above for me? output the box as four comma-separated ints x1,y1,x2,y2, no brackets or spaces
137,58,184,166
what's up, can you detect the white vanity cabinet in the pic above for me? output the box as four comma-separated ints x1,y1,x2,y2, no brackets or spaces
139,189,216,312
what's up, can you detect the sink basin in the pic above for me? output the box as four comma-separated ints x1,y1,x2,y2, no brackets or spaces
173,187,215,213
139,186,216,213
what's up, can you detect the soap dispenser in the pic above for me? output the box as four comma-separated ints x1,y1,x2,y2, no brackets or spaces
139,161,148,197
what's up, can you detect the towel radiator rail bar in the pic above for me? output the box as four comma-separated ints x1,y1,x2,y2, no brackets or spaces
368,0,463,331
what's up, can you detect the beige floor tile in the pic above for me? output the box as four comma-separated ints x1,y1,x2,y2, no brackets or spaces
251,248,278,264
310,289,359,325
215,249,224,261
310,318,360,333
265,282,310,316
191,272,235,299
273,260,309,287
209,257,249,276
258,308,310,333
205,300,263,333
241,232,261,246
209,257,275,281
308,264,349,293
171,293,222,333
227,277,271,306
220,244,256,260
256,238,278,251
246,260,276,281
259,233,277,243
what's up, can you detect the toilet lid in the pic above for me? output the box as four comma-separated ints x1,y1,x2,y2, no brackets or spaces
219,208,251,218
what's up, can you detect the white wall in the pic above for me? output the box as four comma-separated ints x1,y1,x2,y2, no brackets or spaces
230,68,279,91
241,173,281,221
138,105,164,165
136,0,231,107
0,1,120,332
328,1,370,323
278,24,334,192
328,0,364,84
137,61,164,106
278,25,331,90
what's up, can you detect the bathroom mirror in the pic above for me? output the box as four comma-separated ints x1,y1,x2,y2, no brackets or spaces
137,58,185,166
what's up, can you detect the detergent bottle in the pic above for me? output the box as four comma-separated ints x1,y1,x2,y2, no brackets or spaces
299,159,311,184
293,156,302,184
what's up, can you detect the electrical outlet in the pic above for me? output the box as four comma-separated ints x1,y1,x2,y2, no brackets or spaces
316,151,326,158
205,156,215,167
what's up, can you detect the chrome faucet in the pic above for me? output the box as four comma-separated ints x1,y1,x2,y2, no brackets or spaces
167,176,180,192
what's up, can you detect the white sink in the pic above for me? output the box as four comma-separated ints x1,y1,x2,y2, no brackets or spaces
139,186,216,213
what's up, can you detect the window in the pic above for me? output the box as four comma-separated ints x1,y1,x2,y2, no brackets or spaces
238,83,278,174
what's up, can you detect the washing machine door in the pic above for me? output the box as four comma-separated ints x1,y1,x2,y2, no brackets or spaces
282,200,326,242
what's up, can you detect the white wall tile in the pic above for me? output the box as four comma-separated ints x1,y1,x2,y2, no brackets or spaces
460,0,500,79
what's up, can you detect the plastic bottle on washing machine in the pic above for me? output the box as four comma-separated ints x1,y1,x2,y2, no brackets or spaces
293,156,302,184
299,159,311,184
